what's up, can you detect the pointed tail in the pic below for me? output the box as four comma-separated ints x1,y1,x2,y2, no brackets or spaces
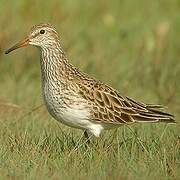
126,97,176,124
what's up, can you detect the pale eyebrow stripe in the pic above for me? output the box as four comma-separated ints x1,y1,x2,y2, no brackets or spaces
31,32,39,38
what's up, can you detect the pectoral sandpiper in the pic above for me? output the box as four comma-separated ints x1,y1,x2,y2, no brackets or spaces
5,23,175,139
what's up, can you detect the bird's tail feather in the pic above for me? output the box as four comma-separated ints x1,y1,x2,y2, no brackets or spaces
132,106,175,123
126,97,175,124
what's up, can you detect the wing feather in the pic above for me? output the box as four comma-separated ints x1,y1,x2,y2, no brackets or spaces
77,79,175,124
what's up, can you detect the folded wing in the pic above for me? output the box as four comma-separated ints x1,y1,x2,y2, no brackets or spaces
78,79,175,124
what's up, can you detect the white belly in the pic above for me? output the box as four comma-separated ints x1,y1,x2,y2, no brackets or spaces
41,80,104,137
54,104,91,129
47,101,104,137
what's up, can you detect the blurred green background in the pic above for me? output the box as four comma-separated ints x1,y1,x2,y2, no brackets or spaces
0,0,179,179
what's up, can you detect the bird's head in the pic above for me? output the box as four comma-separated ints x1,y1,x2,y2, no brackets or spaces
5,23,59,54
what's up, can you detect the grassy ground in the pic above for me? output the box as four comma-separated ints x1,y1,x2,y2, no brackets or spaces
0,0,179,179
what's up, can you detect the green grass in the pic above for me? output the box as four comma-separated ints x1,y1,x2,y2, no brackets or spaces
0,0,179,179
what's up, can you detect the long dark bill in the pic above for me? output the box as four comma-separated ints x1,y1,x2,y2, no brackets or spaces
5,37,30,54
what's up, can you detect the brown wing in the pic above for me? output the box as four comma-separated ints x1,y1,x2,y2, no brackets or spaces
77,79,175,124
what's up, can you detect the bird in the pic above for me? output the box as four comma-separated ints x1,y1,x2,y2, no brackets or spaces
5,23,175,140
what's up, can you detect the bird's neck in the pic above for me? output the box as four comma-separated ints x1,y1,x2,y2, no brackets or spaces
39,43,76,83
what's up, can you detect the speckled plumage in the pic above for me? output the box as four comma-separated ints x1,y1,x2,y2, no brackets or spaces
5,23,175,137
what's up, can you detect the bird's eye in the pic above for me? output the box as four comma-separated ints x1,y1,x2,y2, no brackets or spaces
40,29,45,34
